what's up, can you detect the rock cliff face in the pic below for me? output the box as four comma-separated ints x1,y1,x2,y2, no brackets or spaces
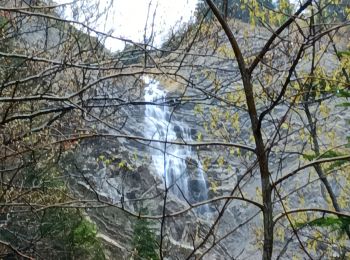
1,1,350,259
64,73,350,259
71,44,350,260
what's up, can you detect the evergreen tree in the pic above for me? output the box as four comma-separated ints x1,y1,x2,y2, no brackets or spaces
195,0,275,22
132,216,159,260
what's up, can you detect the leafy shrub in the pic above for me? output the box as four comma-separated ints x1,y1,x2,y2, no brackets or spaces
132,217,159,260
40,208,105,259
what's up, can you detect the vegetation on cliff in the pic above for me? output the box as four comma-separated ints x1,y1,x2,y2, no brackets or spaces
0,0,349,259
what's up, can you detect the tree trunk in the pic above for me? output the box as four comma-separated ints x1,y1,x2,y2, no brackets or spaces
243,75,273,260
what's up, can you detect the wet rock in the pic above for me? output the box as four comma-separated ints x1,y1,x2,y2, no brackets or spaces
173,124,183,139
188,179,208,202
186,157,198,171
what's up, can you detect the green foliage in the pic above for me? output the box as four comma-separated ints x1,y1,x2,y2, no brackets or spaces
303,150,345,161
97,154,134,172
195,0,248,22
303,150,343,160
195,0,275,23
71,219,103,256
132,216,159,260
296,216,350,237
336,48,350,146
337,50,350,58
336,87,350,107
303,150,349,171
337,102,350,107
337,89,350,98
0,15,8,28
40,208,105,259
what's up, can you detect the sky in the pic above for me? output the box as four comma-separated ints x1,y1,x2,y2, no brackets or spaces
56,0,198,51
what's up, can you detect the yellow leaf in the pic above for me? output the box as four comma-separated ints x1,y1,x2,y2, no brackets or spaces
218,156,225,167
236,148,241,156
197,131,202,141
209,181,218,193
281,122,289,129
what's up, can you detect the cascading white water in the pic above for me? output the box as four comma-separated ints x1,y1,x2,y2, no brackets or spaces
143,77,209,210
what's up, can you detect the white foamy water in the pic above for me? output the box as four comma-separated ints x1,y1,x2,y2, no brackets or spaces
143,77,208,210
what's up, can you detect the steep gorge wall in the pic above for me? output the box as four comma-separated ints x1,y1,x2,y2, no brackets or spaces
1,1,350,258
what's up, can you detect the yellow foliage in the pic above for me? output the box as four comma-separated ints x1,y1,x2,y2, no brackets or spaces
255,187,262,203
203,157,211,172
209,181,218,193
231,112,240,130
217,156,225,167
281,122,289,129
276,227,285,242
319,103,330,118
197,131,203,141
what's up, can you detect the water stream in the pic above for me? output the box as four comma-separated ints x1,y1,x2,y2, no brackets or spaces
143,78,209,211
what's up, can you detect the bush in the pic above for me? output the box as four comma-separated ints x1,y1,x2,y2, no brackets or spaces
40,208,105,259
132,217,159,260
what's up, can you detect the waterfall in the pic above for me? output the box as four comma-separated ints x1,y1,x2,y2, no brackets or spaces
143,77,209,212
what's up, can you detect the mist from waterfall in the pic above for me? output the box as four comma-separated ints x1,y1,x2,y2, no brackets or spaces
143,77,209,211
